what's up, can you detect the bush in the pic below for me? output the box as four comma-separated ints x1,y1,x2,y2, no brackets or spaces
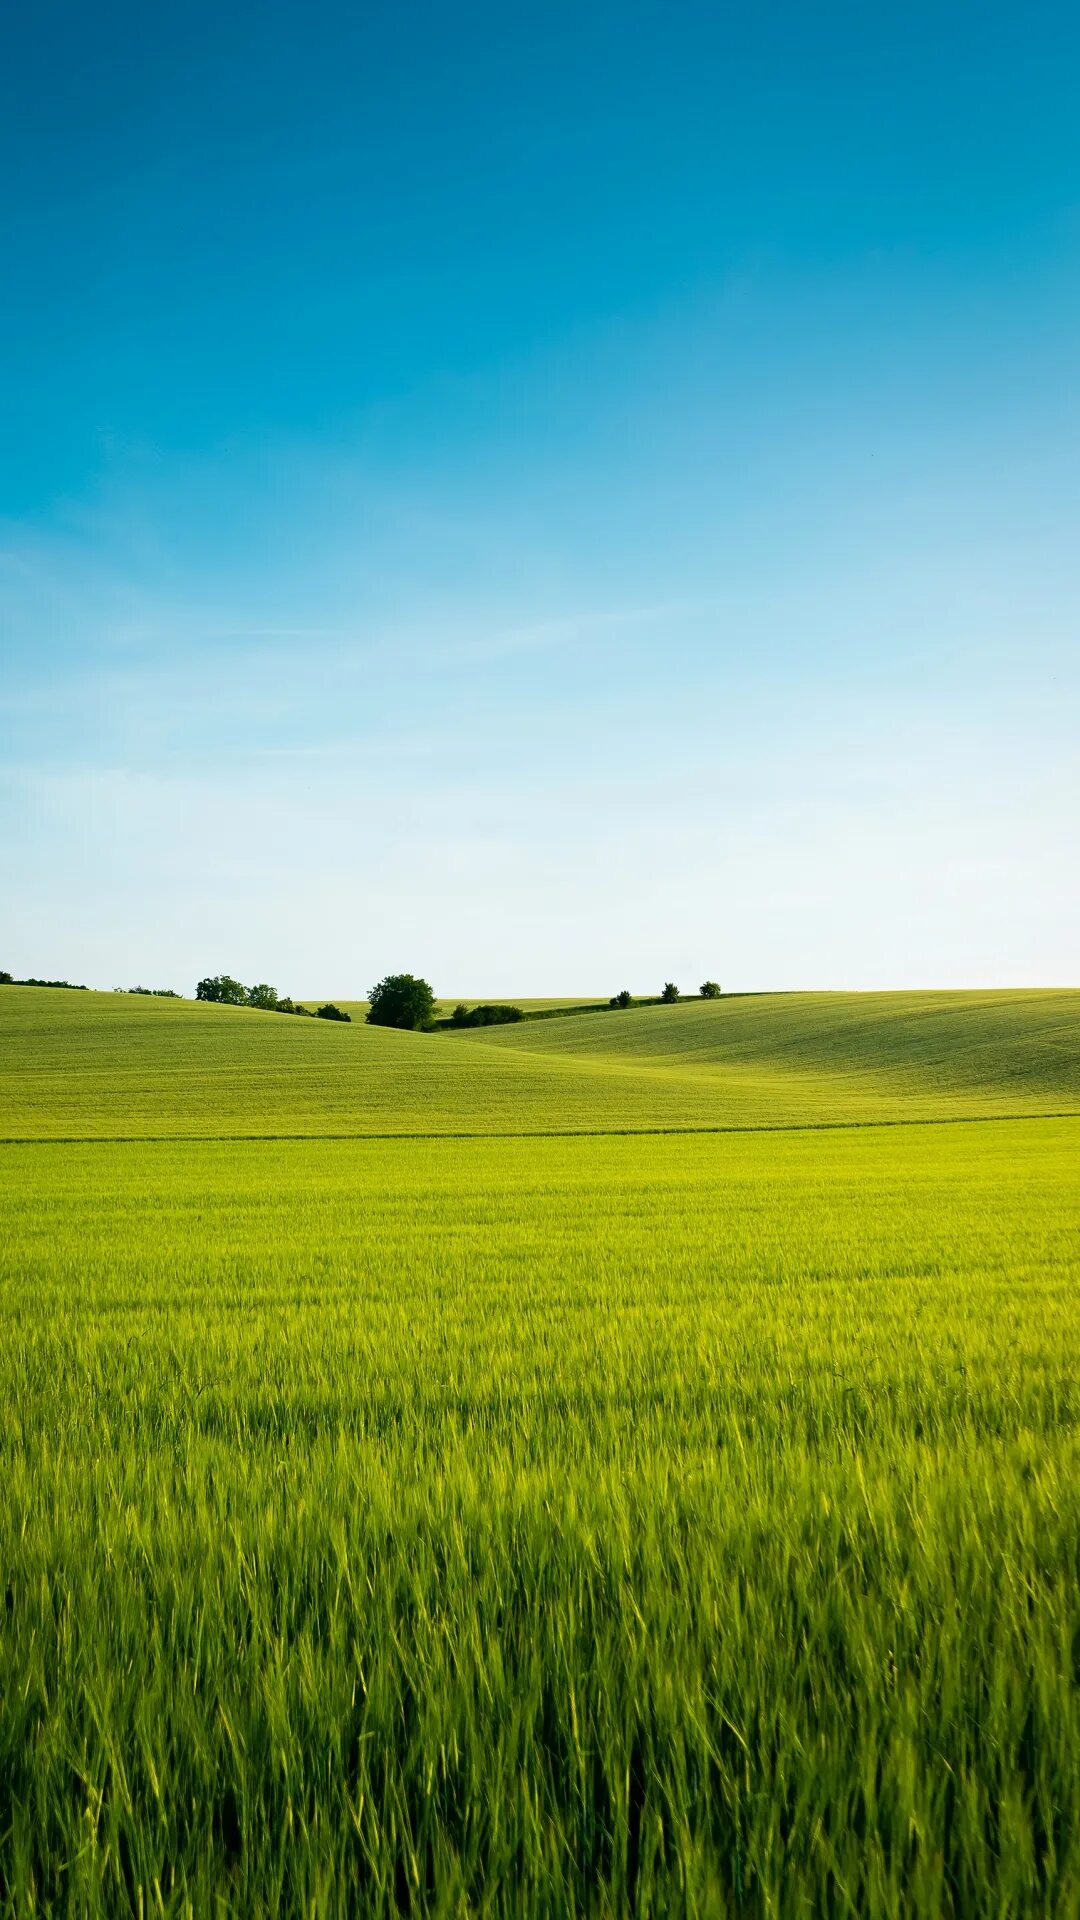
7,976,88,989
276,998,313,1017
660,982,681,1004
121,986,180,998
700,980,722,999
0,972,12,985
461,1004,524,1027
196,975,247,1005
610,989,633,1009
366,974,437,1031
445,1002,524,1029
316,1003,351,1022
246,983,280,1012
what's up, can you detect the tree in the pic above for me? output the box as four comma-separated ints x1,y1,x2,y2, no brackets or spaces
700,980,722,999
451,1003,470,1026
246,983,280,1011
316,1003,350,1022
661,981,681,1003
366,974,436,1031
196,974,247,1005
610,989,633,1009
0,971,11,985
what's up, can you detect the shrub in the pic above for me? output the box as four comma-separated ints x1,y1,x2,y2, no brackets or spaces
122,986,180,998
661,982,681,1004
196,975,247,1006
700,980,722,999
246,983,280,1012
366,974,437,1031
445,1002,524,1029
6,976,87,989
276,998,313,1017
0,972,12,985
316,1003,351,1022
610,990,633,1009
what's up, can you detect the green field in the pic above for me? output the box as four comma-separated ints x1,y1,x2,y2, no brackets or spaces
3,986,1077,1140
1,986,1078,1914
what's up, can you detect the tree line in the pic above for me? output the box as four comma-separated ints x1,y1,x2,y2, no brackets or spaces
3,968,722,1027
195,976,350,1021
1,971,89,989
612,981,721,1008
364,974,723,1031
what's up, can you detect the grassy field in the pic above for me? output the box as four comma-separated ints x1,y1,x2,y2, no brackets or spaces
1,986,1078,1914
2,986,1077,1140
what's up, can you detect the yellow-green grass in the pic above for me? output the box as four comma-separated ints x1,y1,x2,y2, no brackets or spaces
2,985,1079,1913
2,985,1078,1139
1,1120,1078,1914
464,984,1080,1091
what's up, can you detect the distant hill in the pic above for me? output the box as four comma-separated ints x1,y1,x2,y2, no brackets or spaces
1,985,1076,1141
461,989,1080,1105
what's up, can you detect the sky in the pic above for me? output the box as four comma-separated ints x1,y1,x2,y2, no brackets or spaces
2,0,1078,996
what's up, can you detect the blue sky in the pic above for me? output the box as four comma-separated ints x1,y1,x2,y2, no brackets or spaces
2,1,1078,993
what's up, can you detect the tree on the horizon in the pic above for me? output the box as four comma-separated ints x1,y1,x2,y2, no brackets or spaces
246,983,280,1011
196,974,247,1005
366,974,437,1031
661,981,681,1003
610,989,633,1008
700,980,722,998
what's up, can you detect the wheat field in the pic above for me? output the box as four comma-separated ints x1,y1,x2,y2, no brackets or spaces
1,986,1078,1914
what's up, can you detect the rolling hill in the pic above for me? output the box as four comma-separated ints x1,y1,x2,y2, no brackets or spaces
1,984,1077,1139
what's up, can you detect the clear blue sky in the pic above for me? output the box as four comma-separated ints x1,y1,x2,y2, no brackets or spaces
2,1,1078,993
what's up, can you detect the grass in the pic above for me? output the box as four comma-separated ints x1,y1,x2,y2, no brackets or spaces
2,986,1078,1139
464,986,1080,1096
1,986,1078,1913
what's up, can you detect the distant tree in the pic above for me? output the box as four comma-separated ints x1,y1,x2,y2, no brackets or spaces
316,1003,351,1022
431,998,525,1029
699,980,722,999
196,974,247,1005
660,981,681,1004
246,983,280,1011
8,976,87,989
366,974,436,1031
610,989,633,1009
0,971,11,985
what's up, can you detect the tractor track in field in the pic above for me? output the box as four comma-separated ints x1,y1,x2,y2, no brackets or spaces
2,1110,1078,1146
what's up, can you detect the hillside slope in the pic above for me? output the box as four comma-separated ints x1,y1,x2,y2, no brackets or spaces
1,986,1077,1140
464,988,1080,1101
